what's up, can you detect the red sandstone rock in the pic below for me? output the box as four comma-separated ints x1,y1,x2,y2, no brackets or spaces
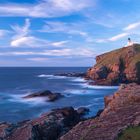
60,83,140,140
87,44,140,85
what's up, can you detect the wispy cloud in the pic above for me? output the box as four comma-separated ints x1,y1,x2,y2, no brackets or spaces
0,29,10,38
11,18,31,47
105,21,140,42
51,41,69,47
89,32,129,44
10,19,68,47
0,0,95,18
0,48,95,57
108,33,129,41
27,57,49,62
11,36,48,47
11,18,30,39
11,35,68,48
40,21,89,37
123,21,140,31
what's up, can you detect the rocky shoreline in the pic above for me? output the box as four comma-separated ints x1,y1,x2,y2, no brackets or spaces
1,44,140,140
0,107,90,140
60,83,140,140
1,83,140,140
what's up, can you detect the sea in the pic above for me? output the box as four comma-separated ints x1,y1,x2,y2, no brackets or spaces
0,67,118,123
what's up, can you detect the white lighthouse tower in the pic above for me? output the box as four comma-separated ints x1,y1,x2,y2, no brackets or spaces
127,38,134,46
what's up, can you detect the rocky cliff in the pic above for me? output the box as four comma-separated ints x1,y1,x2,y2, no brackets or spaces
60,83,140,140
87,44,140,85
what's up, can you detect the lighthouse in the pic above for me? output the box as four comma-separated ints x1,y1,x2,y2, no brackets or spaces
127,38,133,46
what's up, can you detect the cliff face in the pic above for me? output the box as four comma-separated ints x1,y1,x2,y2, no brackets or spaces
87,44,140,85
60,83,140,140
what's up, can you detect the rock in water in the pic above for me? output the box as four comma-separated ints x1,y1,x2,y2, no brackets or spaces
23,90,63,102
77,107,89,115
86,44,140,85
55,72,86,77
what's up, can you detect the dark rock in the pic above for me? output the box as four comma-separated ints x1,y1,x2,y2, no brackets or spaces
52,107,81,127
0,123,11,138
0,107,81,140
23,90,63,102
95,109,104,117
55,72,86,77
77,107,89,115
32,122,61,140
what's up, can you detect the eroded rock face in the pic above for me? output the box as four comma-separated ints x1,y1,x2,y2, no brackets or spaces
87,44,140,85
60,83,140,140
0,107,81,140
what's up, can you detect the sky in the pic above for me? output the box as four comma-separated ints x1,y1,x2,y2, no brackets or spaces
0,0,140,66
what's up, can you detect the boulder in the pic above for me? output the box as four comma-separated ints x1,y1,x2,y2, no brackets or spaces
23,90,63,102
77,107,89,115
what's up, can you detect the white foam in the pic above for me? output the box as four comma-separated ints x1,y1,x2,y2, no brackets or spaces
64,89,92,95
38,74,53,78
37,74,66,79
93,97,103,101
22,97,47,105
85,103,98,108
8,93,47,105
81,83,119,90
70,77,86,82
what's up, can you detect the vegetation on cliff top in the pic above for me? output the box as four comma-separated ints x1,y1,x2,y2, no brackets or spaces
118,126,140,140
95,44,140,68
87,44,140,85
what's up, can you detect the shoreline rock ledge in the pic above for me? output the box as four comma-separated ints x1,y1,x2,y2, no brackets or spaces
86,44,140,86
60,83,140,140
0,107,82,140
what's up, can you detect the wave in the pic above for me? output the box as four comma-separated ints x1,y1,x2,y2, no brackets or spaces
80,83,119,90
70,77,86,82
64,83,118,95
8,93,48,105
37,74,67,79
37,74,87,82
64,89,93,95
84,102,101,108
38,74,53,78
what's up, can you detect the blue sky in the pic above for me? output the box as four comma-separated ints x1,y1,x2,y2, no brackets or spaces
0,0,140,66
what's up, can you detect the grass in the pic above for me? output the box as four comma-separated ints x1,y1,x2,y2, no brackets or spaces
90,125,96,129
95,44,140,68
117,126,140,140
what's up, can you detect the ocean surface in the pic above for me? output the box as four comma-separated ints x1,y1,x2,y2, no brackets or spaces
0,67,118,123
